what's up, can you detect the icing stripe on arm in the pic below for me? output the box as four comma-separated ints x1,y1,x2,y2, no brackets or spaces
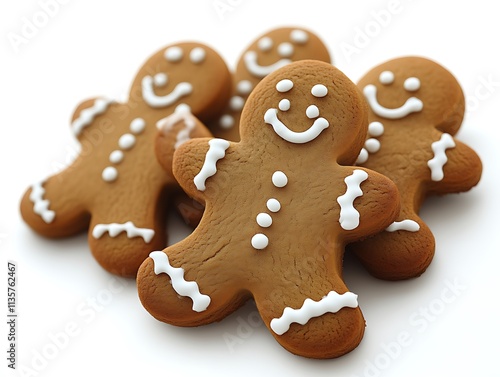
427,133,455,181
337,170,369,230
29,181,55,223
149,251,211,312
92,221,155,243
270,291,358,335
71,98,114,136
193,139,230,191
386,220,420,232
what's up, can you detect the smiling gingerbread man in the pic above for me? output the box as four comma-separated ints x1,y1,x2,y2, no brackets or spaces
138,60,400,358
350,56,482,280
20,42,231,277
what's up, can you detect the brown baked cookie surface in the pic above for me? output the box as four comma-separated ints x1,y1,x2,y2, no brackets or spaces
138,60,400,358
20,42,231,277
209,26,331,141
350,56,482,280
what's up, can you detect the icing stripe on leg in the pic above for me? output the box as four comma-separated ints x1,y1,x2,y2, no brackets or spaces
149,251,211,312
270,291,359,335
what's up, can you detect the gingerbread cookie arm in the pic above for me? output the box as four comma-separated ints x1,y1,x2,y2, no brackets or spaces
426,137,482,194
335,167,400,243
173,137,232,204
20,173,90,238
70,98,117,141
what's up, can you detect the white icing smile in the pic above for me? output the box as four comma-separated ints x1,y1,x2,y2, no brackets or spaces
363,84,423,119
264,108,329,144
243,51,291,78
142,74,192,108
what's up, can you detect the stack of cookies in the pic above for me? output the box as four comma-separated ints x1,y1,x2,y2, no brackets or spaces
19,27,482,359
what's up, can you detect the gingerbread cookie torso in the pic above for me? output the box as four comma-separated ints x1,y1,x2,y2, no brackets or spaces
138,60,400,359
351,56,482,280
20,42,231,277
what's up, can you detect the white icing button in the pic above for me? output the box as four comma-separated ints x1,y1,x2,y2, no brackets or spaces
153,73,167,86
236,80,253,95
404,77,421,91
258,37,273,51
256,213,272,228
290,29,308,44
219,114,234,129
164,46,183,62
102,167,118,182
277,42,294,57
379,71,395,85
368,121,384,137
364,138,381,153
306,105,319,119
279,99,291,111
356,148,369,165
251,233,269,250
109,150,124,164
130,118,146,134
276,79,293,93
118,134,136,150
311,84,328,97
230,96,245,111
266,198,281,213
272,171,288,188
190,47,206,64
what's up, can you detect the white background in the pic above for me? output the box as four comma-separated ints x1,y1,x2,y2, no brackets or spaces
1,1,500,376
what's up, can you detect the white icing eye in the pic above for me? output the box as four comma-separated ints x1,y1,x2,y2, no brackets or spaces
368,121,384,137
290,29,308,44
258,37,273,51
130,118,146,134
279,99,290,111
219,114,234,129
164,46,183,62
276,79,293,92
404,77,420,91
379,71,394,85
277,42,294,57
236,80,253,95
311,84,328,97
190,47,206,64
230,96,245,111
306,105,319,119
153,73,167,86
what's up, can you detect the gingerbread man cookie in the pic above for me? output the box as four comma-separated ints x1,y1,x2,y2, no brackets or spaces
209,26,331,141
350,56,482,280
138,60,400,358
20,42,231,277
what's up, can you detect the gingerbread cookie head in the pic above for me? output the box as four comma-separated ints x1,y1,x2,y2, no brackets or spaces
239,59,368,165
138,60,400,358
130,42,232,121
351,57,482,280
212,27,331,141
20,42,232,277
359,56,465,135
